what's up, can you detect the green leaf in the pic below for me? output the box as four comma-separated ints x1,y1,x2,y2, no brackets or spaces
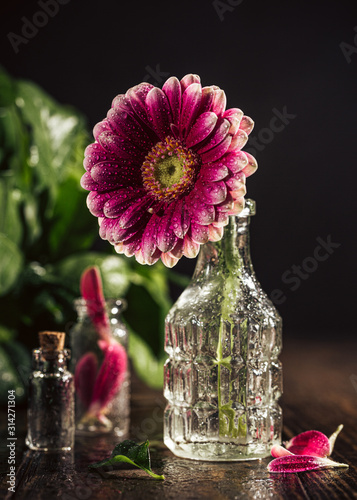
14,79,87,204
0,325,14,343
0,66,16,107
0,234,23,295
2,340,31,391
54,253,131,298
128,328,166,389
48,173,96,258
124,262,172,359
89,440,165,480
0,344,26,404
0,173,23,245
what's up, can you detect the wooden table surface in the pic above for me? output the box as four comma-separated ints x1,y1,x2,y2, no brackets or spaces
1,336,357,499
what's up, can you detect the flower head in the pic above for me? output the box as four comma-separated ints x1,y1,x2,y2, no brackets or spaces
81,74,257,267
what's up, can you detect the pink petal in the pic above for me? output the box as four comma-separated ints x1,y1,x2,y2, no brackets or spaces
107,108,153,150
144,247,162,265
215,194,234,213
222,151,249,174
97,131,144,161
141,214,160,262
186,112,218,148
91,161,140,189
171,200,190,239
180,73,201,92
80,266,110,339
162,76,181,125
271,445,294,458
126,83,156,131
99,217,142,244
179,83,202,139
112,94,132,113
103,188,143,218
133,247,145,265
190,222,209,244
156,205,178,253
199,180,227,205
119,196,153,229
241,152,258,177
239,115,255,135
182,234,200,259
211,88,226,116
146,87,172,140
89,341,128,413
186,193,215,225
286,430,330,457
199,163,229,182
226,174,246,197
161,252,179,268
93,119,111,141
196,118,230,154
200,135,232,163
81,172,102,191
208,224,224,242
223,108,244,135
74,352,98,410
227,198,245,216
227,129,248,153
87,191,113,217
83,142,114,172
199,86,215,114
123,235,141,257
214,211,229,227
268,455,348,473
112,92,156,143
168,238,184,259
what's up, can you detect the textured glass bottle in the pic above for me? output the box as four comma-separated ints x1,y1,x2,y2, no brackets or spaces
26,332,75,451
164,200,283,461
70,299,130,436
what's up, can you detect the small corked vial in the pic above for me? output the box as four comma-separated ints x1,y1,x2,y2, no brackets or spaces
26,331,75,451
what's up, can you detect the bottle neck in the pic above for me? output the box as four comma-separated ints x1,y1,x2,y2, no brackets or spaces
32,349,70,373
74,298,126,321
193,214,254,280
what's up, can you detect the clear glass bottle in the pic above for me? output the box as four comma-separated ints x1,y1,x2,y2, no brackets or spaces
70,298,130,436
26,331,75,451
164,200,283,461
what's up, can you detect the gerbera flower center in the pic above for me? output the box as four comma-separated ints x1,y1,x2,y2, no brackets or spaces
142,136,200,202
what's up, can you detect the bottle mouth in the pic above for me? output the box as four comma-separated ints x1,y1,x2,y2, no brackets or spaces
238,199,256,217
73,297,127,313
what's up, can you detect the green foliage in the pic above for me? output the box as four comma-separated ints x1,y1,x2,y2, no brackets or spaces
89,439,165,480
0,66,181,397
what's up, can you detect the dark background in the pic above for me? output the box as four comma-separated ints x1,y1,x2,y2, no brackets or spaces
1,0,356,338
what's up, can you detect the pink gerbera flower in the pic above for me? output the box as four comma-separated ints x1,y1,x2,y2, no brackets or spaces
81,74,257,267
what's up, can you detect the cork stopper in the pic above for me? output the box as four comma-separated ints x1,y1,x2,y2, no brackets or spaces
39,331,65,359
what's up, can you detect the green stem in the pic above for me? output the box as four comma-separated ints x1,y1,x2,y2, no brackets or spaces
217,217,243,438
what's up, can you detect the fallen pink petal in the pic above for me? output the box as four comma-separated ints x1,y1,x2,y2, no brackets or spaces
81,74,257,267
271,444,294,458
285,429,331,457
268,455,349,473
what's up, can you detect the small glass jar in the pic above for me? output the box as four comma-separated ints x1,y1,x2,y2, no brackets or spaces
26,347,75,451
70,298,130,436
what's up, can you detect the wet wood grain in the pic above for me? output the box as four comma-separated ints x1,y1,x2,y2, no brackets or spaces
1,337,356,499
